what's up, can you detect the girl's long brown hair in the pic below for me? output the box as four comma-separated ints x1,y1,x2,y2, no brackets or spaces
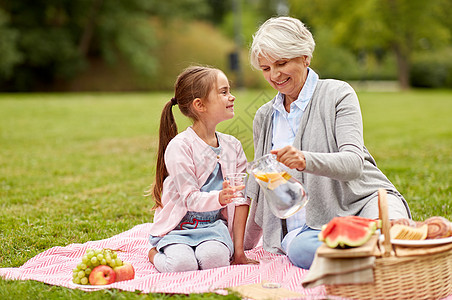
151,66,219,209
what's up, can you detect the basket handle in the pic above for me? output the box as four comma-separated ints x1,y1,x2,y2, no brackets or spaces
378,189,393,257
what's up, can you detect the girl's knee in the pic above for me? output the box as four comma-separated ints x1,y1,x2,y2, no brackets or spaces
195,241,230,270
198,252,229,270
165,255,198,272
154,245,199,272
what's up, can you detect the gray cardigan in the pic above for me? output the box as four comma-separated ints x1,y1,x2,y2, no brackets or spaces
244,79,410,254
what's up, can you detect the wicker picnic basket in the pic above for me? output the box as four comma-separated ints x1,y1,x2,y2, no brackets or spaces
325,189,452,300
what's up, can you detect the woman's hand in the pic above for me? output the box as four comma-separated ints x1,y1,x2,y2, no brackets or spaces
219,180,244,206
231,251,259,265
271,146,306,171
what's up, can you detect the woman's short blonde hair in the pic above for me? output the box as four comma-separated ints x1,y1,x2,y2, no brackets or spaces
250,16,315,69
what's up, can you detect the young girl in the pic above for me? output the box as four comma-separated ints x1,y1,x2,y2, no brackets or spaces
148,66,256,272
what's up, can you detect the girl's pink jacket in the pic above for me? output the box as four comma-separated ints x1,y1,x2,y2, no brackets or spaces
149,126,249,237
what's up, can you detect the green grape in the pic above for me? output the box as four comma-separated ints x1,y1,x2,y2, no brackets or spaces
72,248,122,285
115,258,122,266
82,255,89,264
78,271,85,279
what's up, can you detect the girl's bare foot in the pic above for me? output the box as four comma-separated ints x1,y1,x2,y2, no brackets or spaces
148,247,158,263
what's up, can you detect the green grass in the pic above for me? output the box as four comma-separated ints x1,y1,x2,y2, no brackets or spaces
360,90,451,219
0,89,451,299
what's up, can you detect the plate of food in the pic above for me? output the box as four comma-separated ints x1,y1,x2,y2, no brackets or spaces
389,236,452,247
383,216,452,247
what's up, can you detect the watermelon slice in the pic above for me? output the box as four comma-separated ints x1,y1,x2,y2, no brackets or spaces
318,219,337,241
342,216,382,229
318,216,378,248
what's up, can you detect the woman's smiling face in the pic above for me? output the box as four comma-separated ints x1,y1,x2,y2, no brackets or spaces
258,55,309,102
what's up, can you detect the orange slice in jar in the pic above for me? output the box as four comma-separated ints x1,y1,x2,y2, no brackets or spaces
281,172,292,181
254,172,269,182
267,172,289,190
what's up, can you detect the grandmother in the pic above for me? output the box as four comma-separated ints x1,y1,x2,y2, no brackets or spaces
244,16,411,269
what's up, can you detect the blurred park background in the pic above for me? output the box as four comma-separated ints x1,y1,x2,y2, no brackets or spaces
0,1,451,298
1,0,452,92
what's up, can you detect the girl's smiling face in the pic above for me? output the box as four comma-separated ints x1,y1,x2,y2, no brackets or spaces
205,71,235,123
258,55,309,103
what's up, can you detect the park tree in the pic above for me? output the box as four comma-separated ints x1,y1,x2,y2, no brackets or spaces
290,0,451,89
0,0,214,91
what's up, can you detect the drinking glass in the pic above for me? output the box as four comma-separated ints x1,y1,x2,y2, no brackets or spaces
259,256,282,288
225,173,247,204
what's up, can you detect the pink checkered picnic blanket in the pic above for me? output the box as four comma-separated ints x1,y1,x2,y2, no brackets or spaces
0,223,326,297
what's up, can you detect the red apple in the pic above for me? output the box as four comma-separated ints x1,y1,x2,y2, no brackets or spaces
113,262,135,282
89,265,116,285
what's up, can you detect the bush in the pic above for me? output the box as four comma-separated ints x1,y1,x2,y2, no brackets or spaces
64,19,267,91
410,47,452,88
146,19,266,90
310,28,397,82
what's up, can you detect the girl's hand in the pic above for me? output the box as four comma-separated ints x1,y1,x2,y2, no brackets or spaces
219,180,244,206
231,251,259,265
271,146,306,171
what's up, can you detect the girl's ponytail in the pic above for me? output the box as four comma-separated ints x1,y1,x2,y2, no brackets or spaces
149,66,219,209
152,98,178,208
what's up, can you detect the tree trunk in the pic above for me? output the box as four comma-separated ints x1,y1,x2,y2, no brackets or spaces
393,43,410,90
78,0,104,56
